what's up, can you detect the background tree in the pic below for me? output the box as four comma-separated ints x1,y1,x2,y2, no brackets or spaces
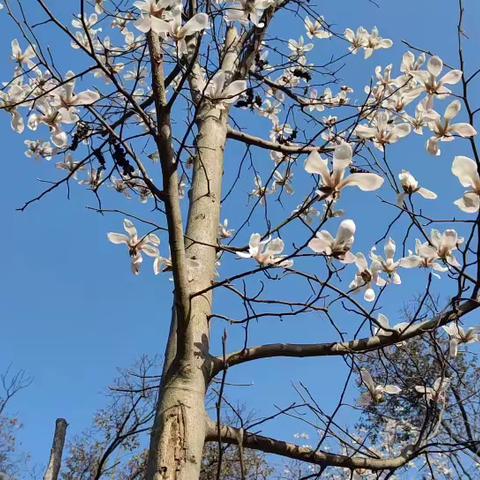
0,368,30,479
354,298,480,479
2,0,480,478
58,358,274,479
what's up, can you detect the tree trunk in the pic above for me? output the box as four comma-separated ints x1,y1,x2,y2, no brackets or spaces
145,27,239,479
145,108,229,479
44,418,68,480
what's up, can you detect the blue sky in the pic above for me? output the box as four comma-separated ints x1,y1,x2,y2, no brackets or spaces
2,0,480,475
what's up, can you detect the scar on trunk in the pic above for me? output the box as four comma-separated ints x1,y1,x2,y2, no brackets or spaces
159,404,187,479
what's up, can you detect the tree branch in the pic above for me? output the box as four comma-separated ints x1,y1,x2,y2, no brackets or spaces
226,126,331,155
211,300,478,376
147,31,191,355
205,419,414,471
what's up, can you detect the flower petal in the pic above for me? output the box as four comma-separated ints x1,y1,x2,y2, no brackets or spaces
399,255,422,268
364,287,375,302
444,100,461,121
455,192,480,213
417,187,437,200
449,122,477,138
305,150,330,184
384,385,401,394
141,244,160,257
107,232,128,244
123,219,137,237
428,56,443,77
182,13,209,35
342,173,384,191
150,17,172,35
440,69,462,85
452,155,478,188
134,15,151,33
336,219,356,244
222,80,247,103
332,143,352,170
265,238,285,256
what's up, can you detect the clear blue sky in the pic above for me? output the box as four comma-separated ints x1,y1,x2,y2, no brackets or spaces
2,0,480,474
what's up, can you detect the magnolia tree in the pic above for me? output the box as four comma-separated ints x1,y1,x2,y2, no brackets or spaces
3,0,480,478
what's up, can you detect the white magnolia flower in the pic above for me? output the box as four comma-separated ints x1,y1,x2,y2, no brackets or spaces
349,252,382,302
431,229,463,267
128,176,153,203
451,155,480,213
270,150,290,165
304,143,384,201
404,98,430,135
27,101,68,147
0,81,27,133
425,100,477,156
373,313,413,338
72,13,100,30
293,432,310,440
134,0,177,33
442,323,480,357
362,27,393,59
110,175,132,199
11,39,36,72
52,71,100,123
411,56,462,107
323,115,337,127
288,36,314,58
257,99,281,123
108,219,160,275
272,170,294,195
153,255,172,275
237,233,293,268
372,64,398,96
415,377,450,403
225,0,274,27
304,16,331,39
370,238,402,286
328,85,353,107
24,140,55,161
218,219,235,239
322,202,344,219
292,204,320,225
269,122,293,142
352,469,377,480
308,219,356,263
400,51,426,75
344,26,392,59
150,10,209,56
355,111,411,151
344,27,368,55
360,368,401,405
178,173,187,199
306,89,325,113
112,13,136,38
397,170,437,204
93,58,125,84
56,154,85,179
250,175,270,204
399,238,448,276
124,67,148,84
95,0,104,14
383,85,422,113
79,168,103,190
200,70,247,109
